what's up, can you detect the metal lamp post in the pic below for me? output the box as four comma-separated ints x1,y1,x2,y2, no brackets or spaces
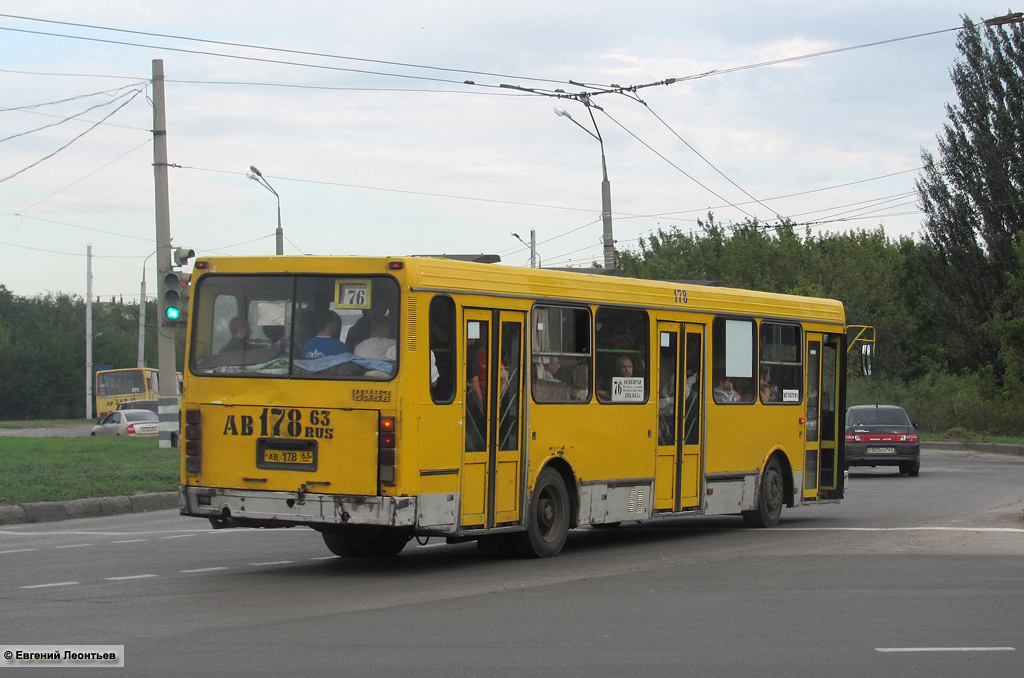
248,165,283,255
554,101,615,269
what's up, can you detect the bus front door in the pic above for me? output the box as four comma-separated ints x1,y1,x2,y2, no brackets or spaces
804,333,842,500
462,310,525,529
655,322,705,512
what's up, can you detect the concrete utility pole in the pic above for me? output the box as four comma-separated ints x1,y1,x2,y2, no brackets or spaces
554,100,615,269
137,276,146,368
85,245,93,420
152,59,178,448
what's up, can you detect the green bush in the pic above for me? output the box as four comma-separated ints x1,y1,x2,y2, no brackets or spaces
847,371,1024,436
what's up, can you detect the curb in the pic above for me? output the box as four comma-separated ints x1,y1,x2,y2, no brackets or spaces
921,441,1024,457
0,492,178,526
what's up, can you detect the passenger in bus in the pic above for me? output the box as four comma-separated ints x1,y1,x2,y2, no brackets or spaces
354,316,397,362
220,316,252,353
299,311,349,359
759,367,781,403
539,356,566,383
597,355,635,401
713,376,740,403
262,324,287,355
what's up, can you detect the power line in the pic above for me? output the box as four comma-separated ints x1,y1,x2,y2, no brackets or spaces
0,13,574,87
0,24,510,91
597,107,759,220
0,86,143,143
0,87,145,183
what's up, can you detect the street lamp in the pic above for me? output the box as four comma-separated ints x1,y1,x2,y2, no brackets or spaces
554,101,615,269
247,165,283,255
512,231,540,268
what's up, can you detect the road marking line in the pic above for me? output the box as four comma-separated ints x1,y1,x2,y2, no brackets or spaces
110,539,147,544
785,527,1024,533
309,556,337,560
22,581,79,589
105,574,159,581
876,647,1015,653
54,543,93,548
0,548,37,554
249,560,294,566
161,534,194,539
180,567,229,573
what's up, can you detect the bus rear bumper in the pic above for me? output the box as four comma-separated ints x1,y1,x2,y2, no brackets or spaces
179,485,418,529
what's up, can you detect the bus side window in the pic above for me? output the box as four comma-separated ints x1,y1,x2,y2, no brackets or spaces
429,296,456,404
712,317,756,404
758,322,802,404
595,307,649,404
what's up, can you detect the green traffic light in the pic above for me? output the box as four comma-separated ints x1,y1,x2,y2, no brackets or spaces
165,306,182,321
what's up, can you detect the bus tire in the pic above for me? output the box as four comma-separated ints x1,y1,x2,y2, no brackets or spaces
742,457,784,528
513,467,570,558
322,528,409,558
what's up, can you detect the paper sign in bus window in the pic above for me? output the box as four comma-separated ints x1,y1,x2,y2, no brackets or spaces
612,376,645,402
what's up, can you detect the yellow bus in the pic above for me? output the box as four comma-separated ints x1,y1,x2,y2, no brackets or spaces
179,255,846,558
95,367,160,418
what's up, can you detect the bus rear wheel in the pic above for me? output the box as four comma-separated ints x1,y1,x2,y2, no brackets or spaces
742,457,784,528
513,467,570,558
322,528,410,558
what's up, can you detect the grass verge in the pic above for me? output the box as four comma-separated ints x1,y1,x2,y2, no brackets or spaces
0,437,178,505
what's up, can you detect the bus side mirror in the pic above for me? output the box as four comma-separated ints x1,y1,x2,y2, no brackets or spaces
861,344,873,377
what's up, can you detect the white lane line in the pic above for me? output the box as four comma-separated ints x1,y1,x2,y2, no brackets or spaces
0,548,37,554
105,574,159,581
249,560,294,566
309,556,337,560
876,647,1015,653
110,539,147,544
787,527,1024,533
54,543,93,548
161,534,194,539
21,581,79,589
180,567,229,573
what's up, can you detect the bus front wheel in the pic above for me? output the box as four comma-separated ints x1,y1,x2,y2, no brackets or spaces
742,457,784,528
513,467,570,558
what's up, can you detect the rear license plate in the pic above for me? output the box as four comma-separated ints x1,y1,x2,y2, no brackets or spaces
256,438,318,471
866,446,896,455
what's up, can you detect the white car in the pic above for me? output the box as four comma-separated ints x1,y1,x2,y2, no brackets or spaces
91,410,160,437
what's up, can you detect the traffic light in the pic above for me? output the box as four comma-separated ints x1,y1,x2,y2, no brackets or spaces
161,247,195,325
161,270,190,323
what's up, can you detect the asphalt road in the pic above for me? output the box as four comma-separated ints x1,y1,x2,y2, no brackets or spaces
1,448,1022,676
0,423,95,437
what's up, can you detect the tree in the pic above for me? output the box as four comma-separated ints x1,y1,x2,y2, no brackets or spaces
916,15,1024,376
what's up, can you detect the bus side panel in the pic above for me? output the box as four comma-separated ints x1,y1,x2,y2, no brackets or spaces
527,401,655,495
704,401,802,482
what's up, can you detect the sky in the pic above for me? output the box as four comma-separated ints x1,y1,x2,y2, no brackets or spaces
0,1,1010,301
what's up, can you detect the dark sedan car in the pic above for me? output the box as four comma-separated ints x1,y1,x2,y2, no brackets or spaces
845,405,920,476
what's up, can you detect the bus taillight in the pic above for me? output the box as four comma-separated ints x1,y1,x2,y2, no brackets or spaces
184,409,201,473
379,416,396,486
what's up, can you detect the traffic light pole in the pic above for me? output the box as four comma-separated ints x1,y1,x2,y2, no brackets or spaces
152,59,178,449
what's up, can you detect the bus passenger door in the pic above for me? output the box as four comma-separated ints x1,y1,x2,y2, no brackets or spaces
679,325,705,509
461,309,525,529
818,334,843,499
654,323,680,511
804,335,821,500
654,322,704,512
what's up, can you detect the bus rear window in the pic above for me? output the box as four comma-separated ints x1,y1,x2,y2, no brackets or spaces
190,274,399,381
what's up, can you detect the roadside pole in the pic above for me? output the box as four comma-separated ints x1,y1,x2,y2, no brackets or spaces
85,245,93,420
152,59,178,449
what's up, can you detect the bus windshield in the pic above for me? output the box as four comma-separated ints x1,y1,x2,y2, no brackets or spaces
96,370,146,397
190,274,399,381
